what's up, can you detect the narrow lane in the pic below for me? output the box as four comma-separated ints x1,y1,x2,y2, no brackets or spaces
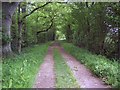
33,42,111,88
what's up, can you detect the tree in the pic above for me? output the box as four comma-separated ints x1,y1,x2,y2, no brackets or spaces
17,2,50,53
2,2,19,57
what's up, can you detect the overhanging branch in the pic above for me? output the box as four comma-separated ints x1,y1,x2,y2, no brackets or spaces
20,2,51,23
36,18,54,35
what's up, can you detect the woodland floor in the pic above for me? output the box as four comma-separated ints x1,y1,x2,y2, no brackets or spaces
33,42,111,88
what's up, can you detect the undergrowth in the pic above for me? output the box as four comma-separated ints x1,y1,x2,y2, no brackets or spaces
2,43,49,88
54,49,80,88
62,43,120,88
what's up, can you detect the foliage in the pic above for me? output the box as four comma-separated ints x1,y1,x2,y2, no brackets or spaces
2,2,119,88
25,3,72,44
62,42,120,88
2,43,49,88
2,34,12,43
2,2,119,58
63,2,119,58
53,49,80,88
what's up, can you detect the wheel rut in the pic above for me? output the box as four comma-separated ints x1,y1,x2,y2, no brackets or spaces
33,46,55,88
33,42,111,88
57,45,111,88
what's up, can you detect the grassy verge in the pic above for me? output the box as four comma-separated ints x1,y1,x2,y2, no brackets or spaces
53,49,80,88
62,43,120,88
2,43,50,88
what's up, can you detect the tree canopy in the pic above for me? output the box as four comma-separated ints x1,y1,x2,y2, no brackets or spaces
1,2,120,59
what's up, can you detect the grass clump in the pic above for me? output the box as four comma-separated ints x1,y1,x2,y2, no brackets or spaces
62,43,120,88
54,49,80,88
2,43,49,88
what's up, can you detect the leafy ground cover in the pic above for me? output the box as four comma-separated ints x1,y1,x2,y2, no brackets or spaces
2,43,49,88
62,43,120,88
53,49,80,88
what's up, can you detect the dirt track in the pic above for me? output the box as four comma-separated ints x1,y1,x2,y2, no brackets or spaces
33,46,55,88
33,43,111,88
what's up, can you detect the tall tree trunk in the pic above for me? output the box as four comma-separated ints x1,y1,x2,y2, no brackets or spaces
18,3,22,54
0,2,2,57
22,3,27,47
86,18,91,49
118,23,120,60
2,2,19,57
66,24,73,42
98,16,107,55
23,19,27,46
95,4,107,54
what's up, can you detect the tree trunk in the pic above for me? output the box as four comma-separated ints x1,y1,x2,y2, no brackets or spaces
66,24,73,42
86,18,91,49
18,3,22,54
18,22,22,54
118,23,120,60
22,3,27,47
98,17,107,55
0,2,2,57
2,2,19,57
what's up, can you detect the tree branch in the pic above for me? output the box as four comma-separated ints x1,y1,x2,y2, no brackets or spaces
20,2,51,22
36,18,54,35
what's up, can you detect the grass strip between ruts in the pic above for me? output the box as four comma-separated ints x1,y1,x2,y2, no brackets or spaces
54,48,80,88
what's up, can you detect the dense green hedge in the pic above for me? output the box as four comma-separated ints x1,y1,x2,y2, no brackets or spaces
62,43,120,88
